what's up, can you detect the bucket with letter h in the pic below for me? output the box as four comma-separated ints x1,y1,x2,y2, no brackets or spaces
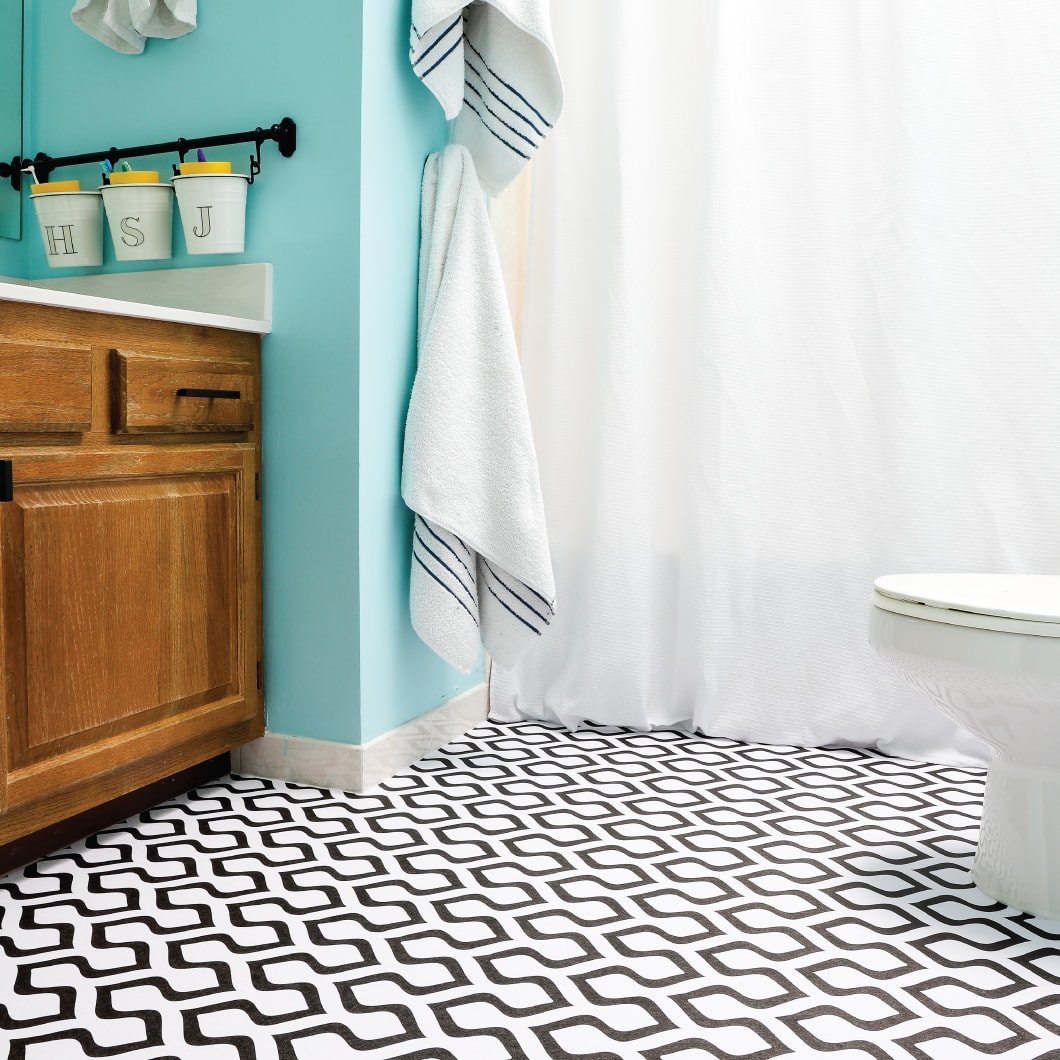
30,181,104,268
100,171,174,261
172,162,249,254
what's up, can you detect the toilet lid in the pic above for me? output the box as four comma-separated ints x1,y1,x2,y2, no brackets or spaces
874,573,1060,626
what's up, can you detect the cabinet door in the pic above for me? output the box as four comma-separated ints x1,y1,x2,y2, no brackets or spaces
0,445,262,827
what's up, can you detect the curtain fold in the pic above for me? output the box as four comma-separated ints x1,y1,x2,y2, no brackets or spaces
489,0,1060,765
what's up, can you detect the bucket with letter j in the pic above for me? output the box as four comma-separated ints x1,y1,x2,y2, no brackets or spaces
172,164,250,254
100,171,174,262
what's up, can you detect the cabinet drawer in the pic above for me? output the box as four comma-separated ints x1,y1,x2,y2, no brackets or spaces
111,349,257,434
0,340,92,432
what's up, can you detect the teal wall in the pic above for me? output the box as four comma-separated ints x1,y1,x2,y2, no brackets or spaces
12,0,478,746
0,235,25,276
0,0,22,246
358,4,483,742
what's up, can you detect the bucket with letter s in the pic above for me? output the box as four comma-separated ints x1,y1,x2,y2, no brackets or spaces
100,172,174,262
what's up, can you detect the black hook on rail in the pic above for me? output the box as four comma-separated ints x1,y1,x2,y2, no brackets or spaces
0,116,296,191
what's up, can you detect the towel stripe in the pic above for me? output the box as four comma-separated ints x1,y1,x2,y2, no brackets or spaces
462,97,531,161
417,34,463,80
464,78,540,151
415,530,477,604
418,517,476,584
485,583,542,635
483,560,552,626
465,35,553,129
412,14,462,69
414,551,480,627
464,57,546,140
520,580,556,616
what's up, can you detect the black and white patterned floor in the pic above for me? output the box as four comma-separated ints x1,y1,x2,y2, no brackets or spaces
2,721,1060,1059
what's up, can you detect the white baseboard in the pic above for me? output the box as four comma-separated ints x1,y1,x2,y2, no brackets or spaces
231,682,489,793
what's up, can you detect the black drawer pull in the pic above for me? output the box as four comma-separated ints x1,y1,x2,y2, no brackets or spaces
176,387,242,400
0,460,12,503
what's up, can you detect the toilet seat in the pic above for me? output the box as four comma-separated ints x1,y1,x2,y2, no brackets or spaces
872,573,1060,639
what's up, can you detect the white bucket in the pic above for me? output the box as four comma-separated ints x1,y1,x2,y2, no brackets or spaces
30,191,104,268
172,173,250,254
100,183,174,261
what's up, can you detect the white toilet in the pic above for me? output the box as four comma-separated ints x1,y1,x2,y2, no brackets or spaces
869,572,1060,920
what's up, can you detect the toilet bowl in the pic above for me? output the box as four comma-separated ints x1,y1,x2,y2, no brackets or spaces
869,573,1060,919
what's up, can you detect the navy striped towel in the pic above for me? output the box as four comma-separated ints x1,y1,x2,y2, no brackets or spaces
402,144,556,673
410,0,563,195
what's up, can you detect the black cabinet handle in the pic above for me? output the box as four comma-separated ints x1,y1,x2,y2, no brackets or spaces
176,388,242,399
0,460,12,503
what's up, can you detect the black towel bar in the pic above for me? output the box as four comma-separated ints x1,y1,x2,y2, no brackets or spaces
0,117,296,190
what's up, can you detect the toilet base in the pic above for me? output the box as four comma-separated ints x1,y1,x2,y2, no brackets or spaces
972,761,1060,920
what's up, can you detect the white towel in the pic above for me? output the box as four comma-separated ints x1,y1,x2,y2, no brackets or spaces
410,0,563,195
402,144,556,673
71,0,197,54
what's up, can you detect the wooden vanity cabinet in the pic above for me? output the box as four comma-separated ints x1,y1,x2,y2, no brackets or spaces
0,302,263,848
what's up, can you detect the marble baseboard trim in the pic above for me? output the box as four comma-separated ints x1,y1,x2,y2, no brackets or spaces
231,731,363,793
232,681,489,793
360,681,490,791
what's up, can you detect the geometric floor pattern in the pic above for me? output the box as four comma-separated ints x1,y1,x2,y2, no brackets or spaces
3,721,1060,1059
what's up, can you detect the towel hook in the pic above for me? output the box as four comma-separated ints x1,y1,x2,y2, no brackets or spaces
248,131,263,186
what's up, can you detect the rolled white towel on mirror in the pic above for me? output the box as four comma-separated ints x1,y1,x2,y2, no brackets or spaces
71,0,197,54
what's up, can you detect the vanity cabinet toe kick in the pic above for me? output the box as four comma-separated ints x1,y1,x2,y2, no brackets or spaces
0,301,263,855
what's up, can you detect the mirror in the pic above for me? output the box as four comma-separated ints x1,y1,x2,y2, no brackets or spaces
0,0,22,240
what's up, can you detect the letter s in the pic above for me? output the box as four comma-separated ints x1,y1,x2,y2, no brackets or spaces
120,216,145,247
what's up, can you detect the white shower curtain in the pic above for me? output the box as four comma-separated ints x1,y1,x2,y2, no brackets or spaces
489,0,1060,765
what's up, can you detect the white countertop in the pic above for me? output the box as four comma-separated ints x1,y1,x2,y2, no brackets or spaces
0,263,272,334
